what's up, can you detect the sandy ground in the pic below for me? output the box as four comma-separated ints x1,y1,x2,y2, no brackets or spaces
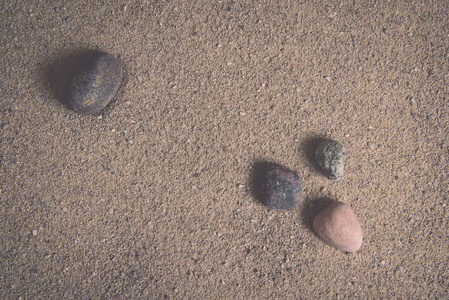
1,0,448,299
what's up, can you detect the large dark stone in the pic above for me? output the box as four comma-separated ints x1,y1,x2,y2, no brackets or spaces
65,52,122,114
259,164,302,211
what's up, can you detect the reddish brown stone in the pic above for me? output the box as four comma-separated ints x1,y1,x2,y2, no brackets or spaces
313,201,363,252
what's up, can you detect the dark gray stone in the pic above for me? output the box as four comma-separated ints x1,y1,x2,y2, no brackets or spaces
261,164,302,211
315,139,346,180
66,53,122,115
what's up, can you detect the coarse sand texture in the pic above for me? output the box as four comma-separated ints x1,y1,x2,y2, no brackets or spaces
1,1,449,298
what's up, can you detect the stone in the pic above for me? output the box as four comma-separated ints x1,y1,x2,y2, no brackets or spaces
312,201,363,252
315,139,346,180
65,52,122,114
260,164,302,211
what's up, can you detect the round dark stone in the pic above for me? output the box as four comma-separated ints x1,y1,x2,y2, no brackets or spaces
261,164,302,211
65,52,122,114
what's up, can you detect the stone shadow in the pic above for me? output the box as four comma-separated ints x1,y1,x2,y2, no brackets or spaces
40,49,103,108
300,134,328,175
300,197,334,231
248,160,279,208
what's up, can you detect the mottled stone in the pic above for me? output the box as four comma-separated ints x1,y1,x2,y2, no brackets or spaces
66,52,122,114
313,201,363,252
315,139,346,180
260,164,302,211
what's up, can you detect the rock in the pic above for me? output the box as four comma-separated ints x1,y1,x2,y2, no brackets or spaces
315,139,346,180
312,201,363,252
260,164,302,211
65,52,122,114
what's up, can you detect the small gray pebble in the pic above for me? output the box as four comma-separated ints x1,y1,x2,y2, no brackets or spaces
65,52,122,115
315,139,346,180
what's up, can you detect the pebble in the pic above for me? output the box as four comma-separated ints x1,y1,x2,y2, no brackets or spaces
312,201,363,252
315,139,346,180
65,52,122,115
260,164,302,211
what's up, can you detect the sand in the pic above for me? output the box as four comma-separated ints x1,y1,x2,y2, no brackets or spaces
1,1,448,299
